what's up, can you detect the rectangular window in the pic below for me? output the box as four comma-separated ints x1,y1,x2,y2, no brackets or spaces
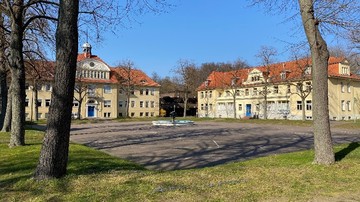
145,101,149,108
37,113,42,119
140,101,144,108
297,101,302,110
45,84,52,91
209,91,212,98
347,101,351,111
341,100,345,111
131,101,135,108
341,82,345,93
209,104,213,111
201,92,204,99
131,112,135,117
103,85,112,93
45,99,51,107
347,83,351,93
88,84,96,96
37,99,42,107
287,85,291,94
253,88,258,95
151,112,154,117
306,82,311,91
236,90,240,96
151,101,155,108
273,86,279,94
104,112,111,118
306,100,312,111
151,89,155,95
245,89,249,96
25,99,29,107
140,112,144,117
201,104,204,110
73,101,79,107
104,100,111,107
119,101,123,107
140,89,144,95
238,104,242,111
145,112,149,117
145,89,149,95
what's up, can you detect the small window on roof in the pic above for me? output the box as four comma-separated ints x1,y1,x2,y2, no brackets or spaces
141,79,147,84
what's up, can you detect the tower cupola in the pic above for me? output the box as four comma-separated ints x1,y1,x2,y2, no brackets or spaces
82,42,92,58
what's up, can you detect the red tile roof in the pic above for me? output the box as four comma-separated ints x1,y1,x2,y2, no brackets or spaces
197,57,360,91
112,67,161,87
25,53,160,87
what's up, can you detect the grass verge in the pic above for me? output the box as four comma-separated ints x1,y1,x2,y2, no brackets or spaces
1,130,359,201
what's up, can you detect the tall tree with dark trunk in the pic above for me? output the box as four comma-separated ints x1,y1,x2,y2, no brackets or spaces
0,12,8,129
7,0,26,147
252,0,359,165
34,0,79,179
298,0,334,165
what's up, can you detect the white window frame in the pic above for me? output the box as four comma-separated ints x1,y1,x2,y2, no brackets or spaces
103,85,112,93
104,100,111,108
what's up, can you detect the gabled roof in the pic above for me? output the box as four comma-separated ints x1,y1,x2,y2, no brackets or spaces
197,57,360,91
24,53,160,87
112,67,160,87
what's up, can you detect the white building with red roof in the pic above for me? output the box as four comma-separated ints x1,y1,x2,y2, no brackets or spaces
197,57,360,120
25,43,160,120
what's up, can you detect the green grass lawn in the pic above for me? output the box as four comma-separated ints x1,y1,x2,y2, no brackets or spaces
1,129,360,201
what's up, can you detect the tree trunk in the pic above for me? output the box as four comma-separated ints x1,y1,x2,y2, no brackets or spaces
126,93,130,118
183,93,188,117
302,97,306,121
8,1,26,147
299,0,334,165
77,100,82,120
263,87,268,119
1,85,12,132
233,94,237,119
0,13,7,128
0,67,7,128
34,0,79,179
34,84,39,121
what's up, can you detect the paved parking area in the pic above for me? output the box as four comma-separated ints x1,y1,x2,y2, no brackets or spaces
70,121,360,171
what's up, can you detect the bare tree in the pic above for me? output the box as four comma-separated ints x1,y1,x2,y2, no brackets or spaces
114,60,139,118
287,56,312,121
0,12,9,129
256,46,277,119
173,59,198,117
1,0,58,147
252,0,360,165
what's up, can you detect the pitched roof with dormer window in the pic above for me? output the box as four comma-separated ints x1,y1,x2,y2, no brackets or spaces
197,57,360,91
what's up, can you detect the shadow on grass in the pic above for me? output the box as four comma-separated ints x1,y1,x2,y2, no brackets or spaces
66,146,146,175
335,142,360,161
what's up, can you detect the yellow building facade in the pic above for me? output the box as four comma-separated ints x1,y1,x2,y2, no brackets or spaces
25,43,160,120
197,57,360,120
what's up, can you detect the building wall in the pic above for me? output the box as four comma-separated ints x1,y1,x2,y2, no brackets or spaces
25,82,160,120
118,87,160,117
197,78,360,121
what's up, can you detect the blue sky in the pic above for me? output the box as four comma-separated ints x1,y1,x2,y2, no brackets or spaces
84,1,339,78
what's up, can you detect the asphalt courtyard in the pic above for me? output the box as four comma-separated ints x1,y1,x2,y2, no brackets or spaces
69,121,360,171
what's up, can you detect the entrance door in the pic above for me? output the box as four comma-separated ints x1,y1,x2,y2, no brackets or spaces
88,106,95,117
246,104,252,117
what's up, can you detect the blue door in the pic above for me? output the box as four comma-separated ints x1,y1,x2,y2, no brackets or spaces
88,106,95,117
246,104,251,117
